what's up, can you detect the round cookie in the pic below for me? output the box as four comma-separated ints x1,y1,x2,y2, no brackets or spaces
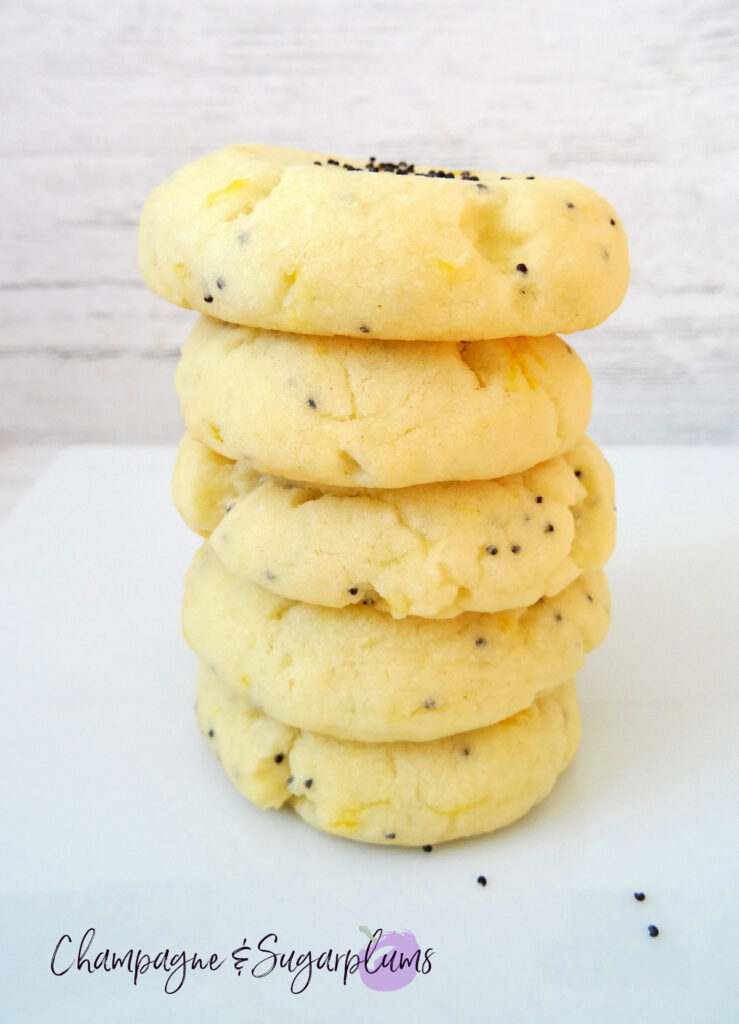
176,317,592,488
172,436,240,536
183,542,610,742
196,664,581,847
174,434,615,618
139,144,629,341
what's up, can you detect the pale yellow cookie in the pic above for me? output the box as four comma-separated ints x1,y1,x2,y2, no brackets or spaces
196,663,580,847
176,318,592,488
173,434,615,618
139,145,629,340
172,437,238,535
183,543,609,742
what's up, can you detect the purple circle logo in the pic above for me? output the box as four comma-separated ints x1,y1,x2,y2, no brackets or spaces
357,928,421,991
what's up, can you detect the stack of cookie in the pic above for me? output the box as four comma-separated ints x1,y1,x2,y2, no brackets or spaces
139,146,628,847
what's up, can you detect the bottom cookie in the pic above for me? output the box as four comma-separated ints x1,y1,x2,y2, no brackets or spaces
196,663,581,847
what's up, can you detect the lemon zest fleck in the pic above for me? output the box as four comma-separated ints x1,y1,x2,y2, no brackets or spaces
429,796,489,816
206,178,248,206
496,612,515,634
330,800,390,830
437,259,461,278
506,339,540,390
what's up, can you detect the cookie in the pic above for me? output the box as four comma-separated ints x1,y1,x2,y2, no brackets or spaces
139,145,629,340
183,543,610,742
196,663,580,847
174,434,615,618
172,435,238,536
176,318,592,488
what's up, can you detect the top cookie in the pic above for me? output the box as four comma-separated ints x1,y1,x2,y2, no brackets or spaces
138,145,629,341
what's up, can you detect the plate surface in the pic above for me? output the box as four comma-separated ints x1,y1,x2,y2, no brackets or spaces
1,445,737,1022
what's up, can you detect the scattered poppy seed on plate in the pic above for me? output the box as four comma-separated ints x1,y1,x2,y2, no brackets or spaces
634,892,646,901
306,398,317,409
208,729,215,738
274,753,284,763
203,295,214,303
305,778,313,789
422,845,433,852
477,876,487,887
526,175,535,180
500,176,511,180
516,263,528,274
486,545,498,556
648,925,659,937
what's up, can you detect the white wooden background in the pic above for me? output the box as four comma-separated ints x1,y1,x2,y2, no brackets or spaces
1,0,737,461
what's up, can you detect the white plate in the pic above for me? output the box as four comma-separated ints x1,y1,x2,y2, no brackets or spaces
2,445,737,1023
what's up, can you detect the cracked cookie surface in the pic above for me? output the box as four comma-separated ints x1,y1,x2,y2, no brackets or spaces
139,144,629,340
183,542,609,742
176,317,591,488
174,434,615,618
196,664,580,846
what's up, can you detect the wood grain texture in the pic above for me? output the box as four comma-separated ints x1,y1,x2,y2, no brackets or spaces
0,0,737,444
